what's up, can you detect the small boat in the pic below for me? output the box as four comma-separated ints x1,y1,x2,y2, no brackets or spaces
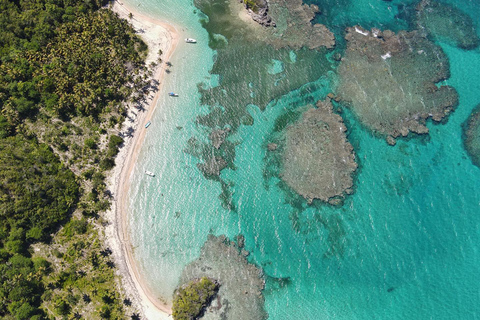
168,92,179,97
185,38,197,43
145,121,151,128
145,170,155,177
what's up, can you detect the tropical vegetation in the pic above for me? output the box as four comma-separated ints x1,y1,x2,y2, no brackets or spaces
172,277,219,320
0,0,153,317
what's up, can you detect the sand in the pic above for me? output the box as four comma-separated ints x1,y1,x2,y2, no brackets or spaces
104,2,180,319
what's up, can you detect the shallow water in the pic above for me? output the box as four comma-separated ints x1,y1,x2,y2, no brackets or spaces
126,0,480,318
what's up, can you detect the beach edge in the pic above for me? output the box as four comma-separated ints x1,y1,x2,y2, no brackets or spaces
104,2,180,319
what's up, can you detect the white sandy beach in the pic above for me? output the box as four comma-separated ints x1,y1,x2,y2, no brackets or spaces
104,2,180,319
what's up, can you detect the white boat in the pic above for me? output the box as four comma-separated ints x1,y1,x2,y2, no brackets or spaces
145,170,155,177
185,38,197,43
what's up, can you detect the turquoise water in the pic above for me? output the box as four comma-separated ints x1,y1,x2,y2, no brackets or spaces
126,0,480,318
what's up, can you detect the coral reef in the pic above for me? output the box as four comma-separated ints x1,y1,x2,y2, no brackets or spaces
416,0,479,50
195,0,335,49
209,128,231,149
463,105,480,168
280,99,357,203
179,235,267,320
266,0,335,49
337,26,458,143
197,156,227,177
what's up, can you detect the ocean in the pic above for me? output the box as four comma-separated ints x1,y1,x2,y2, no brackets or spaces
124,0,480,318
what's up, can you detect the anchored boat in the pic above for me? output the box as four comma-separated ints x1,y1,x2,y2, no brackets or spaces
145,121,151,128
145,170,155,177
168,92,179,97
185,38,197,43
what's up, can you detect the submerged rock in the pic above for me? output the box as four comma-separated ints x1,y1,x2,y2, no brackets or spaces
337,26,458,140
209,128,231,149
226,0,335,49
266,0,335,49
267,143,278,151
416,0,479,50
197,156,228,177
178,235,267,320
280,99,357,203
463,104,480,168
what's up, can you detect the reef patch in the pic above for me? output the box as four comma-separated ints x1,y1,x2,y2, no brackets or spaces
178,235,267,320
415,0,479,50
463,104,480,168
266,0,335,49
337,26,458,143
280,99,357,203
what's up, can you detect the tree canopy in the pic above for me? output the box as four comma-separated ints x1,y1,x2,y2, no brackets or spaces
0,0,151,317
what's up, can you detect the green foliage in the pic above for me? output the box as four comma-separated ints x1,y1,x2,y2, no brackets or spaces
84,137,97,149
0,254,44,318
0,136,79,243
0,0,150,317
0,0,148,127
172,277,219,320
108,135,124,154
243,0,261,12
54,298,70,315
61,218,88,239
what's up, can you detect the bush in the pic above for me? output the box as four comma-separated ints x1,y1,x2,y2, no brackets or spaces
172,277,219,320
54,299,70,316
85,138,97,149
62,219,88,238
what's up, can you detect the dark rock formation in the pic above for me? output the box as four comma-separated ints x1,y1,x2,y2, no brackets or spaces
337,26,458,143
235,234,245,248
241,0,276,27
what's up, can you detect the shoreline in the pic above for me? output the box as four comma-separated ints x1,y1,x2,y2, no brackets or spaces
105,2,180,319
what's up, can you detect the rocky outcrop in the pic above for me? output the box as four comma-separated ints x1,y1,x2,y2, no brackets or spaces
241,0,276,27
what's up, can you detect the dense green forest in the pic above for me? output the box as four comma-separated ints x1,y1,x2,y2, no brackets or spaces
0,0,151,317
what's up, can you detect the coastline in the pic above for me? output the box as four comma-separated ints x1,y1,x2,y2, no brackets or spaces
105,2,180,319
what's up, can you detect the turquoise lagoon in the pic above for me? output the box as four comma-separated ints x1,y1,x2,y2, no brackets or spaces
125,0,480,318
